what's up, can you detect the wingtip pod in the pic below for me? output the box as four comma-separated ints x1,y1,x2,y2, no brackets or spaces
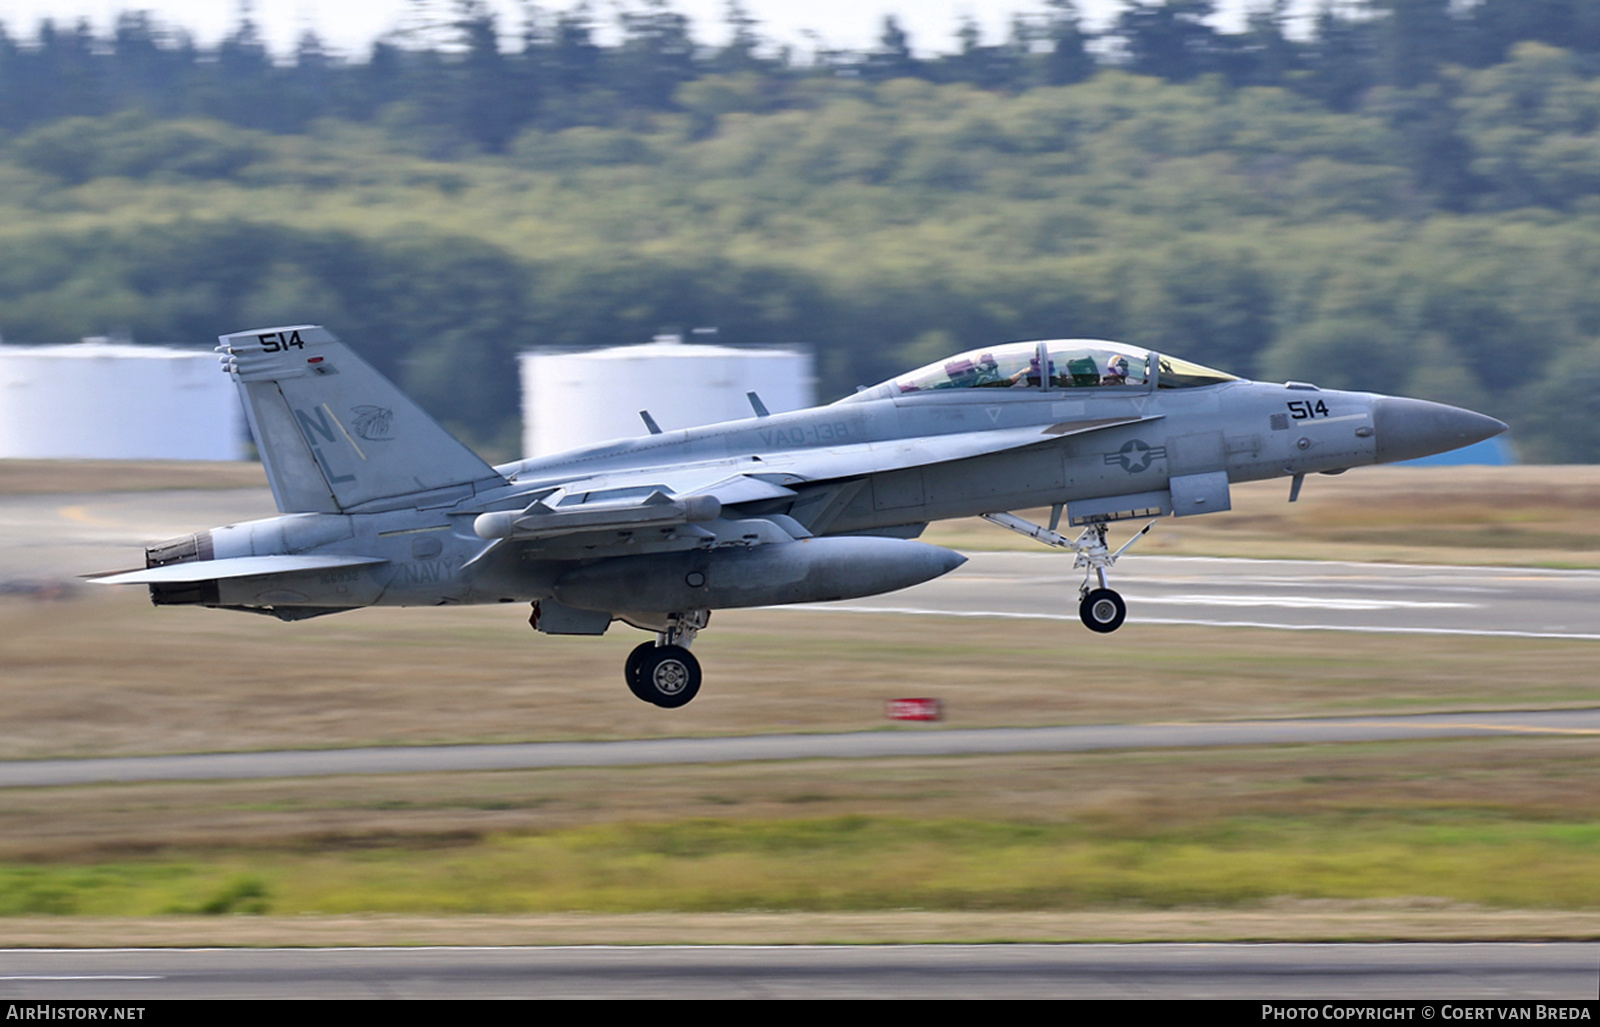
1373,397,1508,464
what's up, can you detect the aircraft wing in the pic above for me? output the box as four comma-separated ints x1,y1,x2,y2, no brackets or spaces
748,415,1160,481
87,554,388,586
470,414,1160,549
522,414,1161,504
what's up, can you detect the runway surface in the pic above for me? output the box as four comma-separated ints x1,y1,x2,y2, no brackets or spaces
1,707,1598,788
1,943,1596,999
0,488,274,580
4,487,1598,787
7,487,1600,640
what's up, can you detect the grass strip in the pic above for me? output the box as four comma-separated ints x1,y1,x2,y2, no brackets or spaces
3,814,1597,917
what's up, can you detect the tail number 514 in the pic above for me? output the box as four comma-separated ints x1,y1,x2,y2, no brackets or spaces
258,330,306,353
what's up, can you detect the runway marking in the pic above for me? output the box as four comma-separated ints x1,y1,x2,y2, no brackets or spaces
0,975,163,981
1402,722,1600,736
976,550,1600,578
1143,719,1600,736
779,604,1600,641
949,577,1490,600
57,505,118,526
1205,718,1600,737
1104,577,1497,593
1126,594,1476,610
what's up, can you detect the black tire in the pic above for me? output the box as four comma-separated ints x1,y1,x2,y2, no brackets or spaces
636,645,702,708
1080,588,1126,633
625,641,656,702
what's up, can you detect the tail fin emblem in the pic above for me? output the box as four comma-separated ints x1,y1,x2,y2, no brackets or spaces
352,405,394,441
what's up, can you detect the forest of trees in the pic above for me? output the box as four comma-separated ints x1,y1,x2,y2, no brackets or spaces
1,1,1599,460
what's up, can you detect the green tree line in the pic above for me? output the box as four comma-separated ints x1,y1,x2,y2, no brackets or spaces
1,5,1599,459
2,1,1597,205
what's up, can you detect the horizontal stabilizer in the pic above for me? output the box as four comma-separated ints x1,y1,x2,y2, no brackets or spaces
88,554,387,586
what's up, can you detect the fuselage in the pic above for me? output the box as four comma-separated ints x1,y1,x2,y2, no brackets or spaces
135,333,1503,619
503,378,1367,524
178,375,1489,614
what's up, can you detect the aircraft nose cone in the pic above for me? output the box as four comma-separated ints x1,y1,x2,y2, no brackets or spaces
1373,397,1507,464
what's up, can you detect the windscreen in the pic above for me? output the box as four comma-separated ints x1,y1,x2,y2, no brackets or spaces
878,340,1236,396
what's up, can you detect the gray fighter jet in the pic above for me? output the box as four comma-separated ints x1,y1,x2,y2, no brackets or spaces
93,326,1505,708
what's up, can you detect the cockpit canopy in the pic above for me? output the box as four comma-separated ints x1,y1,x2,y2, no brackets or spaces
852,340,1238,400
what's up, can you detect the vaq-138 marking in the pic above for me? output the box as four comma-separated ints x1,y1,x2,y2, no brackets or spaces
92,326,1505,708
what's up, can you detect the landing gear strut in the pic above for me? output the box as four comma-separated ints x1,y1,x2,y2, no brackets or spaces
982,510,1152,635
624,610,708,707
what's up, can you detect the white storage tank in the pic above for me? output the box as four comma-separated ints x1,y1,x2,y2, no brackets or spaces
520,336,814,459
0,340,244,460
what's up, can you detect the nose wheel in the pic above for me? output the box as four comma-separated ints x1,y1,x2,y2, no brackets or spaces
1079,588,1126,633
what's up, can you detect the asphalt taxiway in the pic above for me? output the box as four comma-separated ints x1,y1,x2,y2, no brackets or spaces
1,943,1596,999
0,706,1596,788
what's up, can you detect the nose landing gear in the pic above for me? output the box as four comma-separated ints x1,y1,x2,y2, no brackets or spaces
982,510,1152,635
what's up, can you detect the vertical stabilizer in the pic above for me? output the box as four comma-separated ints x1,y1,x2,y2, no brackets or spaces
219,325,506,513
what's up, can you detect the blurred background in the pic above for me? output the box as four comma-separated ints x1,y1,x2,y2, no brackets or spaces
0,0,1593,462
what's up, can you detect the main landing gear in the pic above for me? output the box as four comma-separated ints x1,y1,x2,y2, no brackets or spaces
625,610,708,708
981,510,1153,635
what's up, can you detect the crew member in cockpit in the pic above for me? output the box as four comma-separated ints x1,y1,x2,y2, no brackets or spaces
1006,353,1044,388
1103,354,1131,385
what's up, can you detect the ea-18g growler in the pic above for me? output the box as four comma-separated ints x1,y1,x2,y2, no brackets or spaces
94,326,1505,708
